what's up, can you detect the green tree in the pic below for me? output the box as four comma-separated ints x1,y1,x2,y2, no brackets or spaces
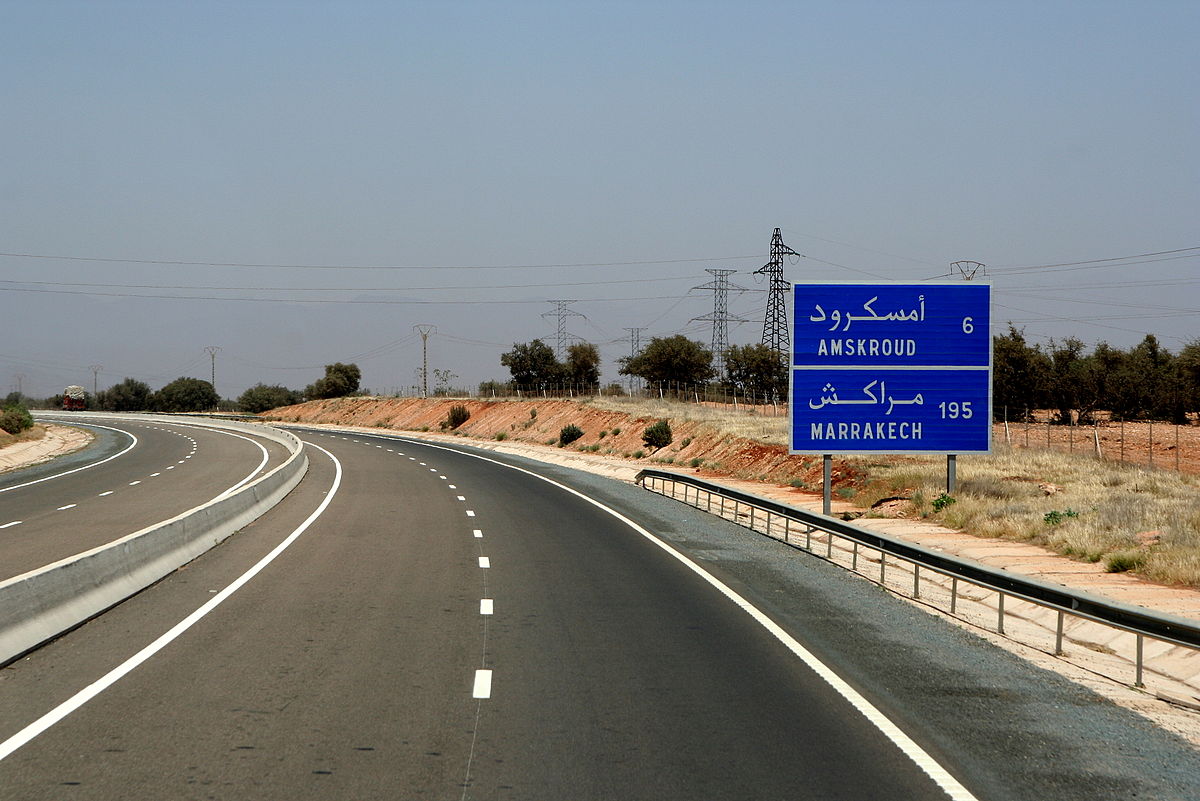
991,325,1050,420
619,335,715,386
238,383,303,413
99,377,153,411
723,343,787,398
500,340,562,388
304,362,362,400
564,342,601,388
154,377,219,412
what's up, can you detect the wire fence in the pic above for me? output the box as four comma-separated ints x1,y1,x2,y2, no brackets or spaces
997,410,1200,476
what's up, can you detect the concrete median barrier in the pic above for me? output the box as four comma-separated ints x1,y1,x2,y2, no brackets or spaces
0,417,307,664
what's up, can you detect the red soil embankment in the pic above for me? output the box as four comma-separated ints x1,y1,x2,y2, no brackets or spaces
262,396,863,492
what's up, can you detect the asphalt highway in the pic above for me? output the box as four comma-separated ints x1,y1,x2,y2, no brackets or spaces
0,417,290,581
2,426,1199,800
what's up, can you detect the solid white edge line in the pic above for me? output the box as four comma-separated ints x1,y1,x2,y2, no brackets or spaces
473,669,493,699
0,441,343,763
0,521,21,529
0,423,138,494
403,436,979,801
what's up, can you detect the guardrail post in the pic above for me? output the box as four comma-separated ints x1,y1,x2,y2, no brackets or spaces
750,505,756,531
1055,610,1065,655
851,541,858,570
826,531,833,559
783,518,790,544
1136,635,1145,687
880,552,886,585
805,526,812,551
950,577,958,614
913,564,920,598
997,593,1006,635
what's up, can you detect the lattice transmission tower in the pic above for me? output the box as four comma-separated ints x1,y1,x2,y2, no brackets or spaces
754,228,800,365
692,269,746,379
542,300,584,360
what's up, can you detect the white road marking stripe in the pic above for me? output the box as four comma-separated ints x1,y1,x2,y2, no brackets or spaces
0,521,21,529
480,599,493,615
439,475,447,480
473,529,483,538
473,670,492,699
0,443,344,764
448,484,457,489
166,466,175,470
407,437,981,801
1,422,137,494
466,510,476,517
56,504,77,511
457,495,466,501
478,556,490,568
128,481,141,486
98,491,114,497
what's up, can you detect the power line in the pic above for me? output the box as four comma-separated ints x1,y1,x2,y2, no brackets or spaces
0,275,700,293
988,247,1200,273
0,251,764,271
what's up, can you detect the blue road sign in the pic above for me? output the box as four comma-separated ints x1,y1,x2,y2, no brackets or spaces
791,282,991,454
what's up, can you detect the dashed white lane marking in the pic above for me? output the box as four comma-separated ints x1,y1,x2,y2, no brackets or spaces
448,484,457,489
128,481,141,486
166,466,175,470
473,529,483,538
407,437,980,801
150,472,160,477
466,510,476,517
98,491,114,497
185,455,192,459
457,495,466,501
56,504,77,511
478,556,490,568
472,670,493,699
177,460,185,464
419,462,427,466
439,476,447,480
480,599,494,615
0,521,21,529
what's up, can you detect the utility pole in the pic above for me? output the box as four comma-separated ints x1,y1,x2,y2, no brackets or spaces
542,300,584,361
950,260,986,280
413,324,436,398
204,347,221,395
89,365,103,397
14,373,25,397
692,269,747,379
755,228,800,367
622,326,646,395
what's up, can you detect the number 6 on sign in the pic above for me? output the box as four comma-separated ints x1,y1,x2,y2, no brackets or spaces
962,316,974,334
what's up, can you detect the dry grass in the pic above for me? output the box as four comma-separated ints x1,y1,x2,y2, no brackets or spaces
848,446,1200,585
593,397,1200,586
0,423,46,450
588,396,789,443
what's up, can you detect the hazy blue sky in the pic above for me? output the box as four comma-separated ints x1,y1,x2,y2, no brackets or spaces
3,0,1197,399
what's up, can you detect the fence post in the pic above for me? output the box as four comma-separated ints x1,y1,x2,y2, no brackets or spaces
1149,420,1154,469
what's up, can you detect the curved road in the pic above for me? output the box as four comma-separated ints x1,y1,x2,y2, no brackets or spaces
0,416,290,580
1,427,1198,800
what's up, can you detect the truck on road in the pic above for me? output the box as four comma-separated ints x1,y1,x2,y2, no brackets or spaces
62,385,87,411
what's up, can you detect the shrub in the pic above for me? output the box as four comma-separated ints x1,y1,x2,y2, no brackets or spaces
642,420,672,450
690,458,703,468
932,493,956,512
495,432,507,441
559,424,584,445
611,427,621,436
1044,508,1080,526
443,404,470,430
598,430,607,439
680,437,693,448
0,404,34,435
1104,549,1147,573
632,449,645,459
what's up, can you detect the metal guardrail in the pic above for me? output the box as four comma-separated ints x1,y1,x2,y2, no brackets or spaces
635,468,1200,690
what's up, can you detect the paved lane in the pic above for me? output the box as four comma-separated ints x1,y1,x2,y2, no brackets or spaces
3,428,1199,800
0,417,288,580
